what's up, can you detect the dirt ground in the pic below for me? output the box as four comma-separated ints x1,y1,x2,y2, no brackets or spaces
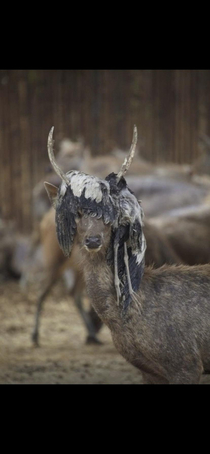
1,279,210,385
0,279,143,384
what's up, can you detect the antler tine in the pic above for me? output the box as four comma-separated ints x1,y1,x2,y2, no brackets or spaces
117,125,138,181
47,127,69,185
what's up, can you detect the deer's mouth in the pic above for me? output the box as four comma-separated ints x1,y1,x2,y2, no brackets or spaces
84,244,102,253
84,236,102,251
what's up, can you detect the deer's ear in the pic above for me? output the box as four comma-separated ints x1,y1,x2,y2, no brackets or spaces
44,182,59,208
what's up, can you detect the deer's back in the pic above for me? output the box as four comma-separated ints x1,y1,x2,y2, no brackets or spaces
112,265,210,378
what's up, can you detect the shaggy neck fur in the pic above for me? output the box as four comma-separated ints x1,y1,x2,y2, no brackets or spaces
80,236,145,330
82,253,117,328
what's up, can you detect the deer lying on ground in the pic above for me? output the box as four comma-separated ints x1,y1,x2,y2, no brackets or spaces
125,175,210,218
150,203,210,266
43,126,210,384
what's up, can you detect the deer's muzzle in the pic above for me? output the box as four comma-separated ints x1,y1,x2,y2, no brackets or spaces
85,236,102,250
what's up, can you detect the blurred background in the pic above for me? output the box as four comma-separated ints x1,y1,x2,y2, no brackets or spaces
1,69,209,233
1,69,210,384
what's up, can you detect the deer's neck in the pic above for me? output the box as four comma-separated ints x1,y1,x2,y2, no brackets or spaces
82,254,121,329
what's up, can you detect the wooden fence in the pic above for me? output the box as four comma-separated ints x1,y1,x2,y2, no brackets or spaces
0,69,210,232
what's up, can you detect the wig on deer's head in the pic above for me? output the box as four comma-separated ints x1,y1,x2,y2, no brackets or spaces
45,126,147,309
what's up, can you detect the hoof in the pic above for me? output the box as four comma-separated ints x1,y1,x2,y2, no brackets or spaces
31,332,40,347
85,335,103,345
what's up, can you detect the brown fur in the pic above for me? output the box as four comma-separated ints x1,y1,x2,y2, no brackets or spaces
24,205,181,346
74,216,210,384
43,127,210,383
150,204,210,265
0,217,15,279
144,221,182,267
126,176,210,218
21,208,102,346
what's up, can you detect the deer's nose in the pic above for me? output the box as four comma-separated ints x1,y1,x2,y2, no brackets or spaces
85,236,102,249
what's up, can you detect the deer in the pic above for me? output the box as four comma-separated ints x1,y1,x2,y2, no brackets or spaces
125,174,210,218
21,205,181,347
149,203,210,266
44,126,210,384
21,207,103,346
29,137,183,347
44,125,210,384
